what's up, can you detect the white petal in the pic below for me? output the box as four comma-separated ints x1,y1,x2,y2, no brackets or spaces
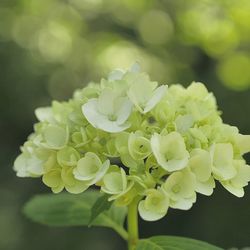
35,107,54,123
143,85,167,113
82,99,107,128
27,156,44,176
99,120,131,133
82,98,131,133
14,154,29,177
116,98,133,125
89,160,110,185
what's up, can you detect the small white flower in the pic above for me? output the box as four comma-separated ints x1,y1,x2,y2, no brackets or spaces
126,73,167,113
82,88,133,133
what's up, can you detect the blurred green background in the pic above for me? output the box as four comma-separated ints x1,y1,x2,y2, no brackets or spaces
1,0,250,249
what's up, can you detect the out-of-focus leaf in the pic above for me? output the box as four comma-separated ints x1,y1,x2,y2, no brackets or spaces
136,236,223,250
23,190,128,239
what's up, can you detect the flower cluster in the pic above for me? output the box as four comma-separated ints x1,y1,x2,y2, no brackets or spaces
14,65,250,221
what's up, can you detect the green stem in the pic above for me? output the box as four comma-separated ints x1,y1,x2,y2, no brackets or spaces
127,198,139,250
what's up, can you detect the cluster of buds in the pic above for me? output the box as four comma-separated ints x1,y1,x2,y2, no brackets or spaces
14,65,250,221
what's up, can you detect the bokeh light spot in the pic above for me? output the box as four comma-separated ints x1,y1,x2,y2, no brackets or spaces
138,10,173,45
38,22,72,63
217,53,250,91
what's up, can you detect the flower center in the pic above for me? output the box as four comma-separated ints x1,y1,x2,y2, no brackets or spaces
108,114,117,121
172,184,181,193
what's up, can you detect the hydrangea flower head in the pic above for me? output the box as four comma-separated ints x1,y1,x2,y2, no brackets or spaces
14,65,250,221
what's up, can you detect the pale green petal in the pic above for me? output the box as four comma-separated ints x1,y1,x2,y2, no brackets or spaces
221,161,250,197
211,143,237,181
57,146,80,167
108,181,134,201
221,183,244,198
42,125,68,149
97,89,117,116
163,171,196,200
236,134,250,155
26,156,44,176
231,162,250,188
175,114,194,133
102,171,124,194
73,152,105,182
61,166,75,186
65,183,89,194
195,176,215,196
43,168,64,193
114,187,137,206
88,160,110,185
14,153,44,177
170,193,196,210
51,185,64,194
120,154,141,168
115,132,129,155
143,85,167,113
151,132,189,172
189,149,212,182
14,154,30,177
35,107,54,123
101,168,127,195
61,167,89,194
128,132,151,160
186,82,209,100
138,189,169,221
115,98,133,125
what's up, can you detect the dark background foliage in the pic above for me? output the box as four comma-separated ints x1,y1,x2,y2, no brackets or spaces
0,0,250,249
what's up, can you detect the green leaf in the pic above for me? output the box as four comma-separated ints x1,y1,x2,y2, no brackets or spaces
88,193,113,227
136,236,223,250
23,190,128,240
